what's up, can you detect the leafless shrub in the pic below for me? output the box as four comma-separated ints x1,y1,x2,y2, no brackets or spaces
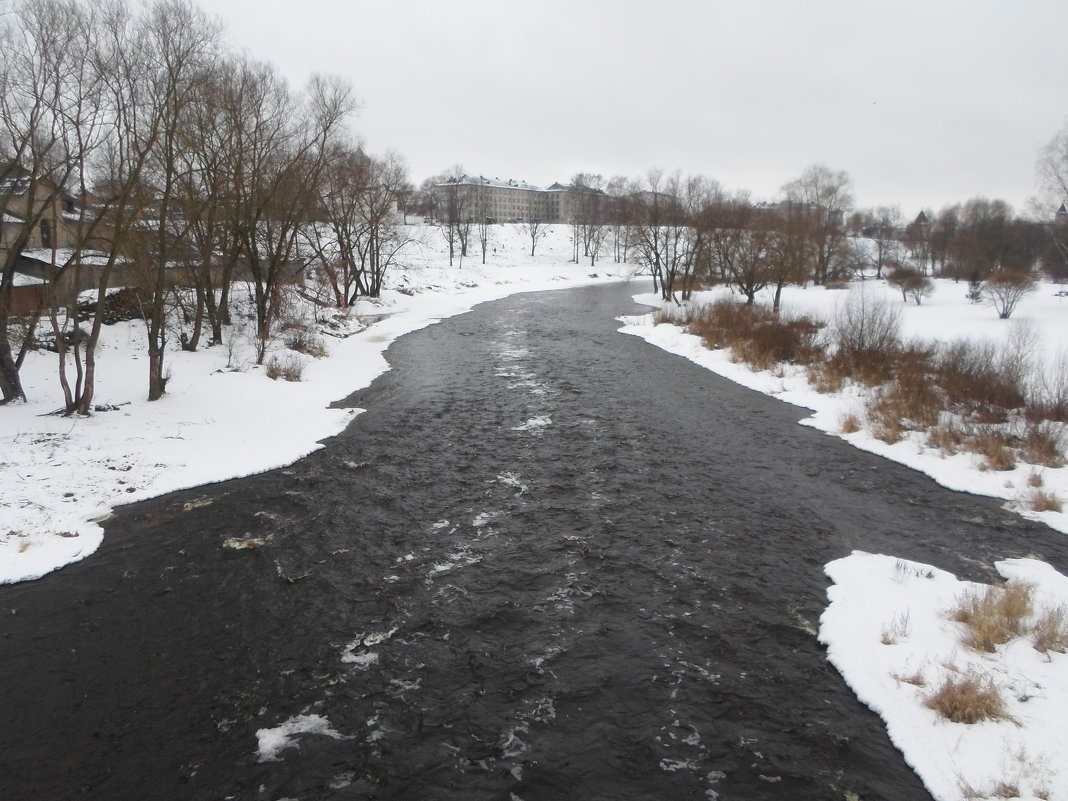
831,288,902,383
934,339,1024,423
923,668,1013,724
982,270,1036,319
1026,350,1068,422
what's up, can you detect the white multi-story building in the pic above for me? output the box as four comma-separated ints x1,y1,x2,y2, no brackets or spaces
432,175,600,224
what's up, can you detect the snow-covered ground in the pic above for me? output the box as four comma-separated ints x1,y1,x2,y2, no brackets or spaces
1,224,627,584
621,278,1068,801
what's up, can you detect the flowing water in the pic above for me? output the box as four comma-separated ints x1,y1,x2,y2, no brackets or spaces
4,281,1068,801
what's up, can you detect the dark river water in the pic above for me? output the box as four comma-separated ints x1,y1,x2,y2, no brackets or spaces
4,281,1068,801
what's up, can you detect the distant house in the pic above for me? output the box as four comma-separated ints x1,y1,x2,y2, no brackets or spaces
1,163,118,314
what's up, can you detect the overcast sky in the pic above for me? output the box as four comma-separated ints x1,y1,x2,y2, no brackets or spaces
204,0,1068,215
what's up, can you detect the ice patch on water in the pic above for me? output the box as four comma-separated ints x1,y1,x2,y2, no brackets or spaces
512,415,551,432
255,714,350,762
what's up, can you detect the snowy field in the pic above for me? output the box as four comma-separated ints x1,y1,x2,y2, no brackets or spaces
621,279,1068,801
1,224,627,584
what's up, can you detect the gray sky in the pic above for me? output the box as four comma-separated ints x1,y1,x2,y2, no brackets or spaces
205,0,1068,215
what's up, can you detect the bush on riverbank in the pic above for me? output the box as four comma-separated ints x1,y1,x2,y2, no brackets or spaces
657,289,1068,472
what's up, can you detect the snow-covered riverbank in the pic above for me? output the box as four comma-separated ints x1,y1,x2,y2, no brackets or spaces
1,224,628,584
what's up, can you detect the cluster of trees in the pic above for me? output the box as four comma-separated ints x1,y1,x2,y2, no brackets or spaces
0,0,411,411
547,158,1068,310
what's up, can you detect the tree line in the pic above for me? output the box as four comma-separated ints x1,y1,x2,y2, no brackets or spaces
411,159,1068,311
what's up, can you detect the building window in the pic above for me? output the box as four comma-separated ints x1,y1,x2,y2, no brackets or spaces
40,218,52,249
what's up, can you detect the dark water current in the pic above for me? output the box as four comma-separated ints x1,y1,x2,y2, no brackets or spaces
4,281,1068,801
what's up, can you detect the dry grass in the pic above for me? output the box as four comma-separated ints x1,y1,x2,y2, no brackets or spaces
1028,471,1044,488
968,431,1018,471
839,413,862,434
686,299,825,370
265,354,305,382
892,670,927,687
927,421,966,455
880,610,912,645
934,340,1024,423
1020,422,1065,468
1032,606,1068,654
923,668,1013,724
282,325,328,358
950,584,1033,653
807,361,847,394
1029,489,1063,513
866,373,943,443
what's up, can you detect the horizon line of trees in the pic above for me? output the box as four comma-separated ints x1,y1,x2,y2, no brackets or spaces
409,158,1068,306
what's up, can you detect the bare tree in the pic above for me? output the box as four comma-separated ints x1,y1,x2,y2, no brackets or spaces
521,218,549,257
227,64,354,363
705,191,774,304
132,0,222,400
863,206,903,279
781,164,853,285
982,269,1035,319
434,166,469,267
605,175,631,264
0,0,109,403
766,201,812,313
629,169,692,302
473,176,492,264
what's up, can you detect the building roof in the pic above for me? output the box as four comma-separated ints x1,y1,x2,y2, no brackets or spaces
437,174,544,192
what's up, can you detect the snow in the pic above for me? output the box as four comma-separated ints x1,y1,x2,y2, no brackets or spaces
820,552,1067,801
1,223,626,584
621,276,1068,800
